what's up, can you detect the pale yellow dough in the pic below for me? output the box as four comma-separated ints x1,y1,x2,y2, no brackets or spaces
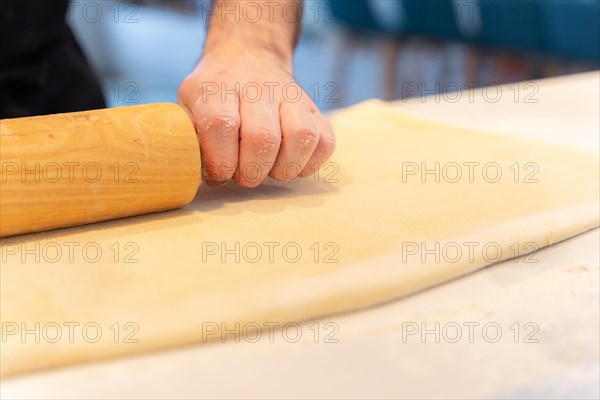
1,100,598,376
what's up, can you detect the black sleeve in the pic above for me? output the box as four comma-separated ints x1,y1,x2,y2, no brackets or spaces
0,0,105,118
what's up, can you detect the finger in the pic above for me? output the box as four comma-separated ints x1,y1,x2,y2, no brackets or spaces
271,100,320,181
177,76,195,120
235,101,281,187
300,114,336,177
192,94,240,186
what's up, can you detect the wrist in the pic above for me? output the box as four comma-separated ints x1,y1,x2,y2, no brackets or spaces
202,37,294,73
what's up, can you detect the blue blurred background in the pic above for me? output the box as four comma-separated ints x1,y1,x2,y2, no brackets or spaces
68,0,600,110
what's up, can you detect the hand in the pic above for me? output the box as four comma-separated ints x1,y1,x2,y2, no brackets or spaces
178,47,336,187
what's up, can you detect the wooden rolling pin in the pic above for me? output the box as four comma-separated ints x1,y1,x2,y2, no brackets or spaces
0,103,201,237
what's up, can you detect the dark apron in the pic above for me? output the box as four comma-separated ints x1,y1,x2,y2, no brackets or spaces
0,0,105,118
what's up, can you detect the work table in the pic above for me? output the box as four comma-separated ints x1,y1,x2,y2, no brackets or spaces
2,71,599,400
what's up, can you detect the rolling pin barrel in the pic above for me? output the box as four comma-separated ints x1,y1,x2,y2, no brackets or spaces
0,103,201,237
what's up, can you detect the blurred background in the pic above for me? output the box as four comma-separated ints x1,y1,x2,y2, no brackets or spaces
68,0,600,111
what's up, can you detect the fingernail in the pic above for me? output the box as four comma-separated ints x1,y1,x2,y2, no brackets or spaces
206,180,226,187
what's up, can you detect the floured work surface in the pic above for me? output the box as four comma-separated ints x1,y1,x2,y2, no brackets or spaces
1,100,598,377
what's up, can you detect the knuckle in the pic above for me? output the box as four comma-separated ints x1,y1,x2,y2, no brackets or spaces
178,75,191,93
198,112,240,139
296,127,320,149
247,130,280,154
177,87,192,107
320,135,337,158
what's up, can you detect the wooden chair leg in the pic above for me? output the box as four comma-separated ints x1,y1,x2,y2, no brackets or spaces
381,37,403,101
331,30,360,107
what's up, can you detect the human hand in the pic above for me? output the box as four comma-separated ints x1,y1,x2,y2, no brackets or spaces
178,45,335,187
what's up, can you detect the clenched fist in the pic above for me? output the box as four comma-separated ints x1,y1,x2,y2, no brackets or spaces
178,0,335,187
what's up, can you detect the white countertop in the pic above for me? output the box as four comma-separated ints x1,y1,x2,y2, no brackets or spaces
2,72,599,399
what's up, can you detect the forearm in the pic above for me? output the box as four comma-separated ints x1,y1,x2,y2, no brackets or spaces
204,0,303,66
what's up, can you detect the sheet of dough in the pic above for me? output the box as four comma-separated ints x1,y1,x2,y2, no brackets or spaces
1,100,598,377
